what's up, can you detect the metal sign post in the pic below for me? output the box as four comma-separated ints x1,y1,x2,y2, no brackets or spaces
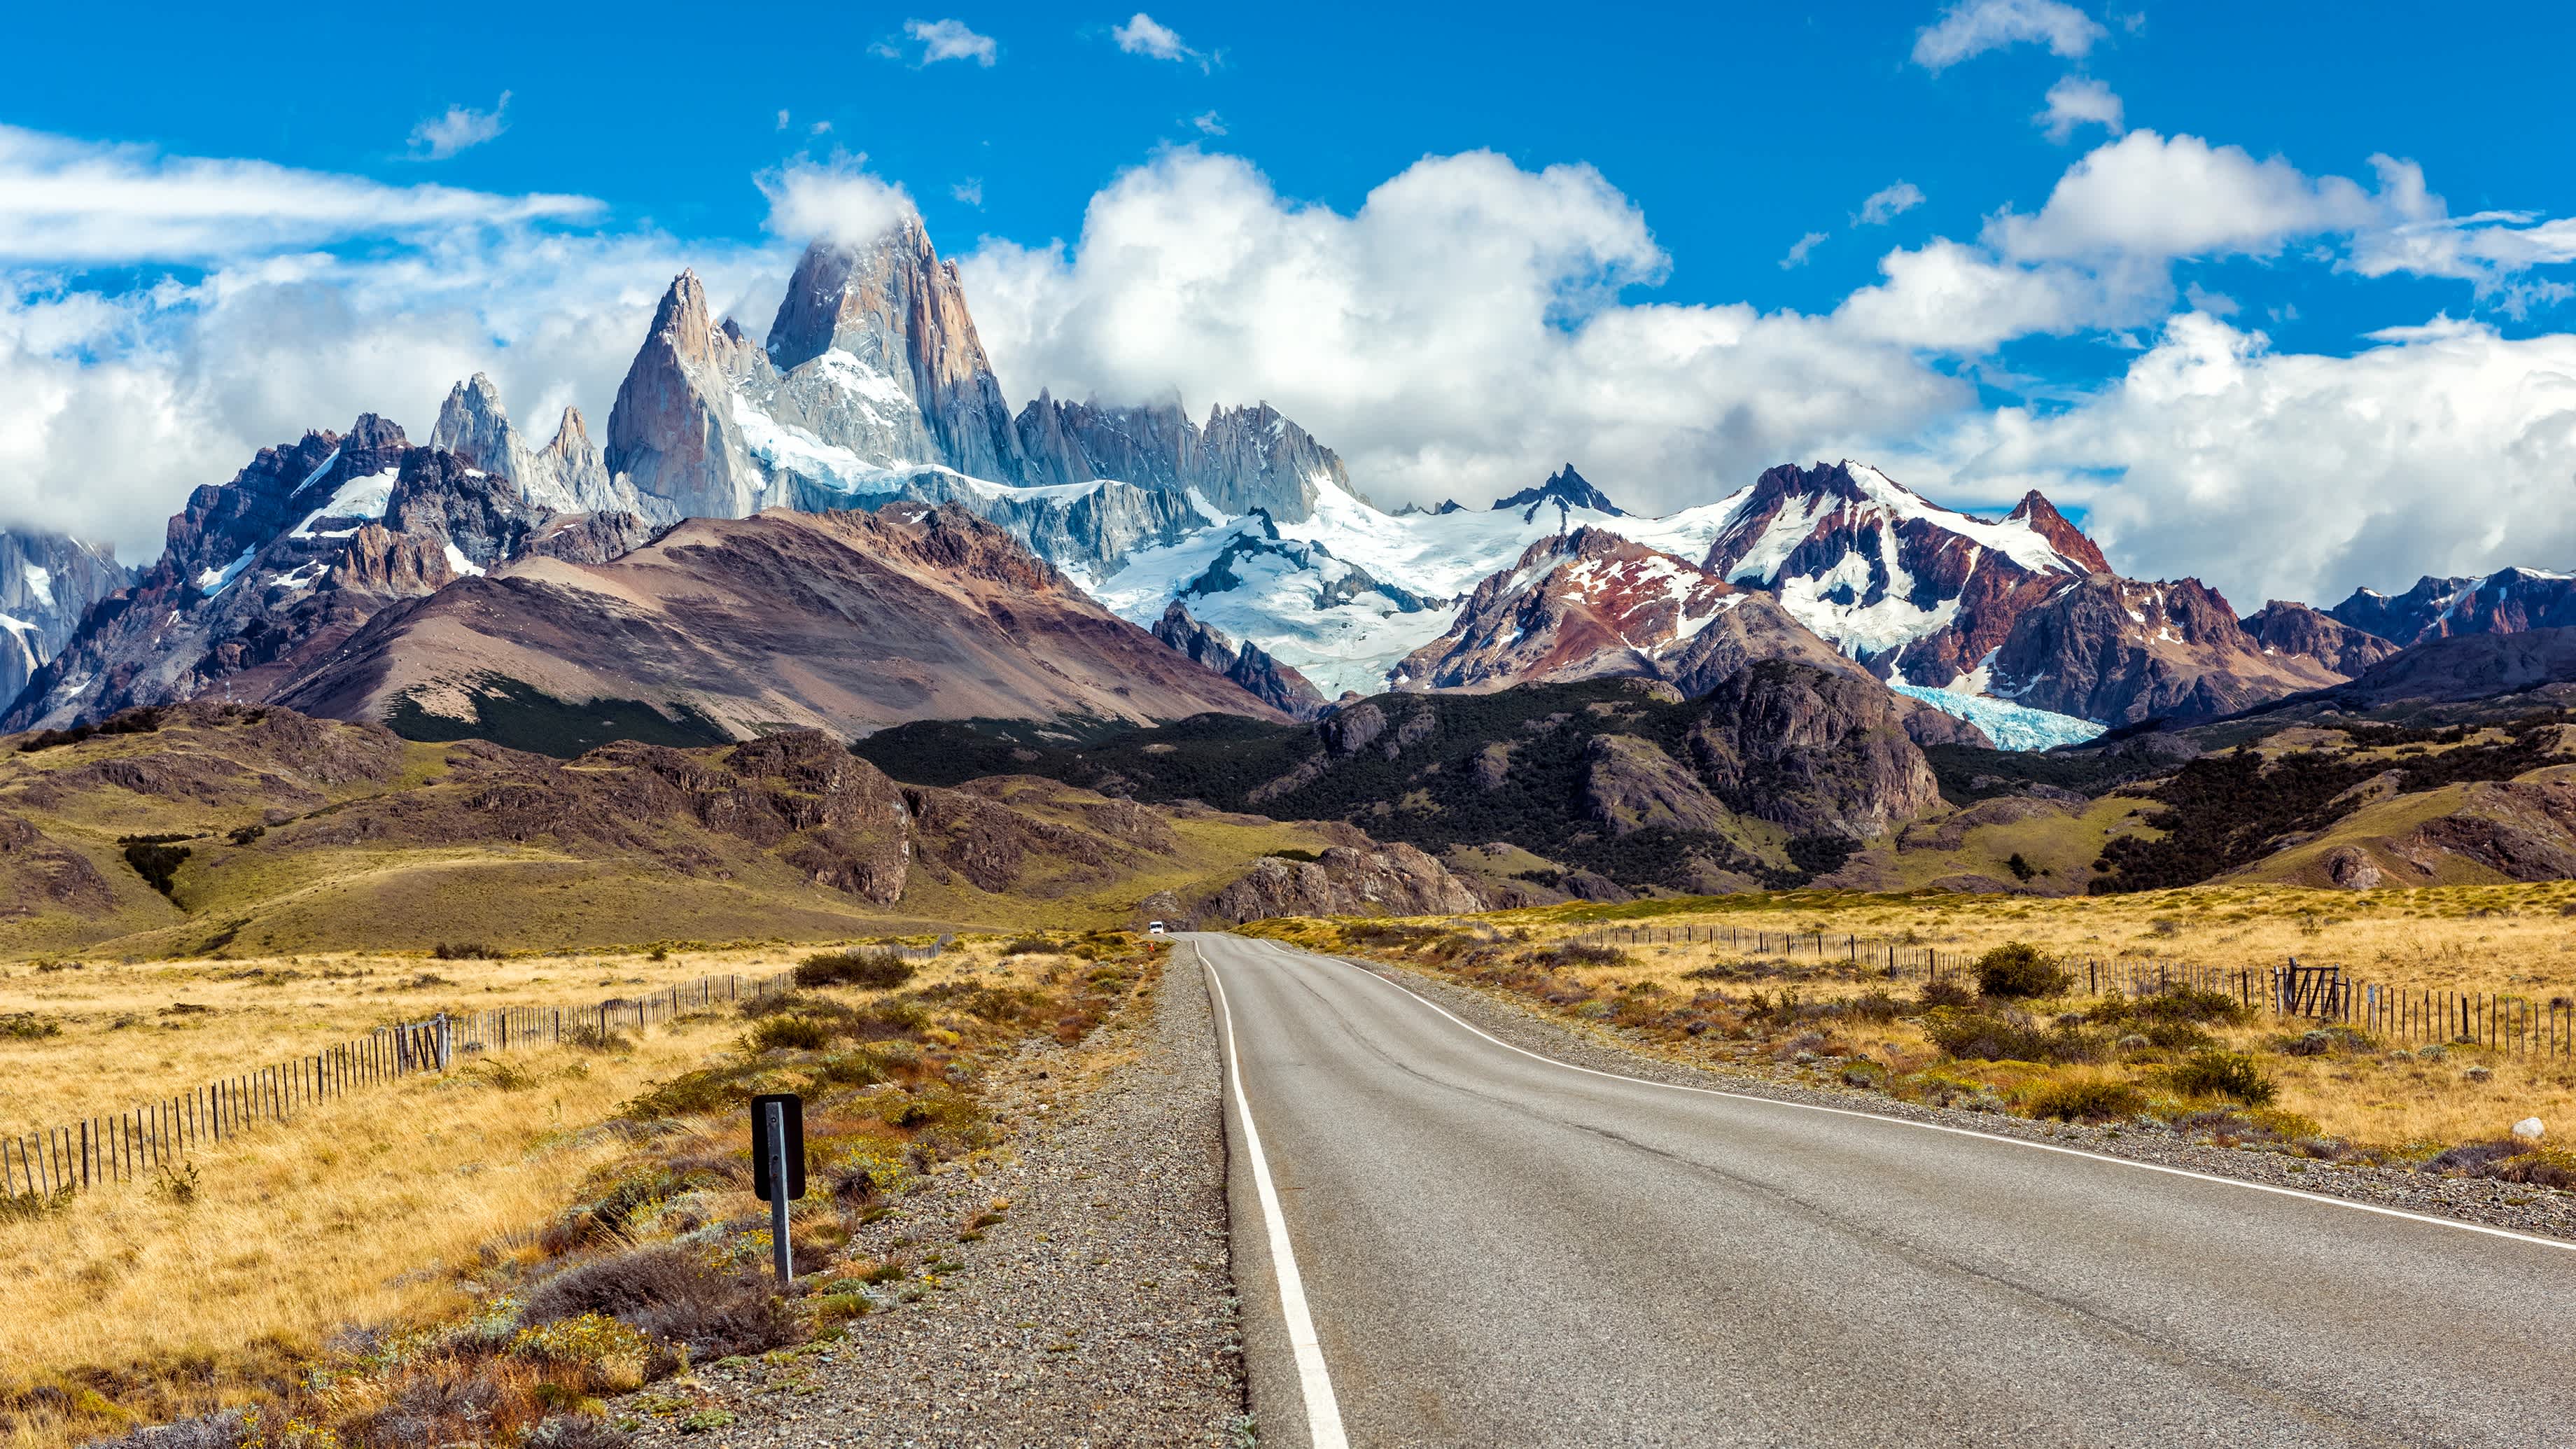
750,1093,806,1287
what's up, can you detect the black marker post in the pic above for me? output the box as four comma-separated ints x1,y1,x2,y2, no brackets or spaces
750,1092,805,1285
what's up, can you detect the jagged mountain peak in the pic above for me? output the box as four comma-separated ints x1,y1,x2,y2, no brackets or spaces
1491,464,1625,519
2003,489,2110,574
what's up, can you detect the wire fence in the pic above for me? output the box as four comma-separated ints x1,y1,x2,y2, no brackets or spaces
1576,921,2576,1058
4,967,820,1202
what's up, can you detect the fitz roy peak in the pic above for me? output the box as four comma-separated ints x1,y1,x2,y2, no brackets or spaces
596,214,1350,575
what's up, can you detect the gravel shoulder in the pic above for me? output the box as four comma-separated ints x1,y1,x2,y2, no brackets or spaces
1340,950,2576,1244
619,960,1247,1448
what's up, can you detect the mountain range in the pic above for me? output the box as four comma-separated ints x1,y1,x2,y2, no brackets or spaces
9,211,2576,924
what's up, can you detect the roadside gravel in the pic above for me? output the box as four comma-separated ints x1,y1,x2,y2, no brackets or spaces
617,962,1246,1448
1347,952,2576,1243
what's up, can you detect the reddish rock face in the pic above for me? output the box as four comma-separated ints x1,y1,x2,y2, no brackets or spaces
2240,601,2402,677
1397,526,1856,693
1697,461,2106,691
1987,575,2347,724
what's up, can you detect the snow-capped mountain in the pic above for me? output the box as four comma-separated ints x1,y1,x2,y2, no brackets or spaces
0,531,128,710
594,219,1349,577
2330,568,2576,647
4,416,552,731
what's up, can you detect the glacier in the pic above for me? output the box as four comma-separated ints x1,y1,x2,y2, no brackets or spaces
1889,682,2104,752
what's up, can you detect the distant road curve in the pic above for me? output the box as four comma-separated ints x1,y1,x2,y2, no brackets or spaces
1194,932,2576,1449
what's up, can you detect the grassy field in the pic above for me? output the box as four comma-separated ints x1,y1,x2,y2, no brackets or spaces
1247,881,2576,1162
0,930,1163,1446
1542,878,2576,998
0,944,813,1134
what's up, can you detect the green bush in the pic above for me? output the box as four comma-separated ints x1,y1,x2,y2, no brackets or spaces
795,950,916,990
998,937,1055,956
2026,1079,2148,1122
1976,943,2073,1000
2166,1049,2278,1106
1927,1010,2106,1066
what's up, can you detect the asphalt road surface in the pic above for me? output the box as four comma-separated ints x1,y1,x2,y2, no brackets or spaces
1191,932,2576,1449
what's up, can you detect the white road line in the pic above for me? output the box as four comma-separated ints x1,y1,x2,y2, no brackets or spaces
1203,949,1350,1449
1250,937,2576,1256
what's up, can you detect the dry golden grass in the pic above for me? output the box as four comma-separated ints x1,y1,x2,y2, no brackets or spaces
0,1016,719,1441
0,943,827,1134
1528,879,2576,1000
0,930,1130,1445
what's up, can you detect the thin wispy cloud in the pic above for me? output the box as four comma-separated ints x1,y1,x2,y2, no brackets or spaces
874,18,998,67
406,92,511,161
1191,111,1228,136
1114,13,1212,69
1780,231,1828,268
0,122,594,261
1854,181,1926,227
953,178,985,207
1912,0,2104,72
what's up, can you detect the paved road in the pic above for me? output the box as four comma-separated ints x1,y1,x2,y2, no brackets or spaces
1192,932,2576,1449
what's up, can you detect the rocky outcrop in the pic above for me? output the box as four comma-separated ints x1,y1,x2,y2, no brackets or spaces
432,374,635,515
386,449,549,568
1685,660,1943,838
1187,403,1345,520
1205,842,1487,922
604,271,767,520
0,530,129,713
1987,575,2349,724
2241,600,2401,677
1014,391,1196,491
527,511,657,566
1153,603,1329,719
2272,626,2576,712
2330,568,2576,647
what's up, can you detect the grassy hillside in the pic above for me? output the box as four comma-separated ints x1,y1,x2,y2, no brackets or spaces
0,704,1345,959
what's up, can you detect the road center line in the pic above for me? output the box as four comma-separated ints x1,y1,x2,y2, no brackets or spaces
1202,948,1350,1449
1259,937,2576,1256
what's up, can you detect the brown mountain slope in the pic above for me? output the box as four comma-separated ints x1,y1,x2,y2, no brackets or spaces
0,703,1392,955
272,501,1286,748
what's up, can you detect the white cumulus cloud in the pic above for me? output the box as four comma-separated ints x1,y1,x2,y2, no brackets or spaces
957,148,1959,515
1912,0,2105,72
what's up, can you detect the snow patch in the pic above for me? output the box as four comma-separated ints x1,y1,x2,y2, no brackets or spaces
195,547,258,598
22,566,52,610
290,467,399,539
442,543,485,578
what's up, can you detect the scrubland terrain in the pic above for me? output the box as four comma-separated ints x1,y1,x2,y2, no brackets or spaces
1248,881,2576,1172
1,930,1181,1448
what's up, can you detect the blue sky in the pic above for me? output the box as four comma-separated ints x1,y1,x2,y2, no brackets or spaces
5,1,2576,610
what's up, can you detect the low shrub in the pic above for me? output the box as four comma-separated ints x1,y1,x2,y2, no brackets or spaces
748,1015,836,1052
998,937,1054,956
0,1013,59,1040
2026,1078,2148,1122
1926,1010,2102,1065
432,942,495,961
1975,942,2073,1000
1550,941,1630,967
794,951,915,990
1840,990,1902,1023
520,1245,794,1361
1918,979,1977,1010
2165,1049,2278,1106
